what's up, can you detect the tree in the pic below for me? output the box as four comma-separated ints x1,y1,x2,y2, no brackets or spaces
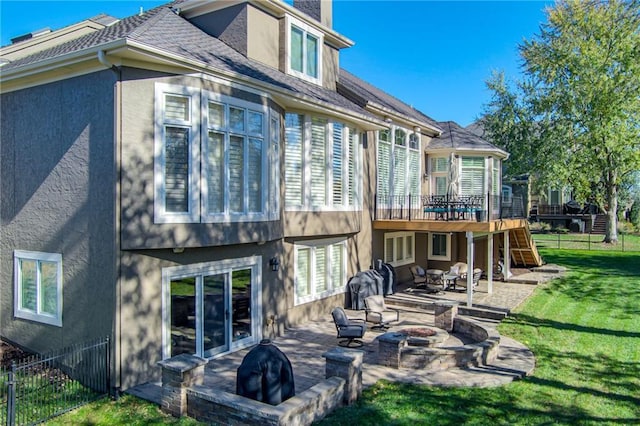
482,0,640,243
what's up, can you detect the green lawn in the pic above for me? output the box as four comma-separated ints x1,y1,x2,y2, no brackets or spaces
317,249,640,425
532,232,640,252
45,394,204,425
47,249,640,425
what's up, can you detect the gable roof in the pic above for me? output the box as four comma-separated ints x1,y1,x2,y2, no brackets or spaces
1,2,382,127
429,121,508,158
337,69,442,136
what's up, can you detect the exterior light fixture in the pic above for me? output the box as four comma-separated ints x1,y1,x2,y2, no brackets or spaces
269,257,280,272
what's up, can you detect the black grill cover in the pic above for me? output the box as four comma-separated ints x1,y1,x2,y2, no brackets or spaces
348,269,384,310
236,339,295,405
375,259,396,295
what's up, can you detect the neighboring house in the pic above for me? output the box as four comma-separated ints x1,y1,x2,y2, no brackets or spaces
0,0,540,391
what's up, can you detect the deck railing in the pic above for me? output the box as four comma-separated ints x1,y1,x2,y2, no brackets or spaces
374,193,524,222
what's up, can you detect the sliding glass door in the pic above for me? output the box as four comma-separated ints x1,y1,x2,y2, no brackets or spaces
163,257,261,359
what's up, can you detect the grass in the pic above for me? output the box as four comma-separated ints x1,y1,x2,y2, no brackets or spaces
532,232,640,252
45,394,205,425
316,249,640,425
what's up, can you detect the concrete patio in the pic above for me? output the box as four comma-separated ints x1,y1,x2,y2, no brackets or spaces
128,266,565,405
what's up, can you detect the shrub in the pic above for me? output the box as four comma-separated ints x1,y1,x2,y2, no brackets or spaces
618,221,637,235
529,221,551,233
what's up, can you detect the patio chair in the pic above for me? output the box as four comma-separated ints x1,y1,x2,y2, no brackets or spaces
364,295,400,329
410,265,427,287
455,268,482,291
443,262,467,290
331,307,366,347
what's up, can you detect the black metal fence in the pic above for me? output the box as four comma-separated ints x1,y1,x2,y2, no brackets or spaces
374,193,525,222
1,336,111,426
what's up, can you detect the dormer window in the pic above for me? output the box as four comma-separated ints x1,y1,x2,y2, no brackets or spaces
286,15,323,85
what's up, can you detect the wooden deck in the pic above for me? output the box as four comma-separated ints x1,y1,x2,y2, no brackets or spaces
373,217,529,233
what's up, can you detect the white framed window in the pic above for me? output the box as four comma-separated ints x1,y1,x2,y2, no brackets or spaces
460,156,486,196
154,83,279,223
284,112,362,211
377,127,420,198
383,232,415,267
14,250,63,327
491,159,501,215
286,15,323,85
430,157,449,196
294,239,347,305
428,233,451,261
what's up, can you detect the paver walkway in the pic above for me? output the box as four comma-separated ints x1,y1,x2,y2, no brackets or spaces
128,268,564,404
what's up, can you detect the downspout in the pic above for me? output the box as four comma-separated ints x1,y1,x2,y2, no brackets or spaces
98,49,123,396
98,50,118,72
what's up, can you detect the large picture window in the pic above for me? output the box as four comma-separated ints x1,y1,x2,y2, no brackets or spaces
295,239,347,305
377,127,420,198
155,84,279,223
383,232,415,267
14,250,63,327
287,16,323,84
284,113,362,211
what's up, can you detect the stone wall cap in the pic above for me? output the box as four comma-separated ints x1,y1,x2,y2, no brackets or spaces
322,347,364,362
433,300,460,307
157,354,208,372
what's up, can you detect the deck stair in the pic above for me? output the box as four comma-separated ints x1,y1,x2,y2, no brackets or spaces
509,225,543,267
591,214,607,234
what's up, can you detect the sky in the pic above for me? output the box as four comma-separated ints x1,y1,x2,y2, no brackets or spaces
0,0,552,127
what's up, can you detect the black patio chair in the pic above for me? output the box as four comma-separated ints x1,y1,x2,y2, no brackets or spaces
331,307,366,347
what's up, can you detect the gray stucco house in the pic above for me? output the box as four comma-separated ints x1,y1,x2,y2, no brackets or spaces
1,0,539,391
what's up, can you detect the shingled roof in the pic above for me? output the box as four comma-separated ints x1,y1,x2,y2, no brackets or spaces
429,121,508,157
337,69,442,134
1,1,377,123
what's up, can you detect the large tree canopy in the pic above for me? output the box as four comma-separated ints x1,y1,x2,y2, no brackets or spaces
482,0,640,242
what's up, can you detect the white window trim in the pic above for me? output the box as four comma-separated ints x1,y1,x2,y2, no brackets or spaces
429,156,450,196
294,238,347,306
428,232,452,261
14,250,63,327
377,127,421,198
384,231,415,267
161,256,263,360
154,84,201,224
201,90,271,223
285,112,362,212
285,15,323,85
154,83,279,224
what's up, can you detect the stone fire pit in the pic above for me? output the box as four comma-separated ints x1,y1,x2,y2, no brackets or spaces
395,327,448,347
377,318,500,370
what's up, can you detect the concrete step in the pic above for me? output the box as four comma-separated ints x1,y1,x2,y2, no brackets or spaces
532,264,567,274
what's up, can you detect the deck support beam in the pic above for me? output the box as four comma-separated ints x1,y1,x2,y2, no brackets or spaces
487,234,493,294
466,231,474,308
504,230,511,279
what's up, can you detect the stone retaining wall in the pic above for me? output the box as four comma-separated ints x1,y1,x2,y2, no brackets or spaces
158,348,364,425
187,377,345,426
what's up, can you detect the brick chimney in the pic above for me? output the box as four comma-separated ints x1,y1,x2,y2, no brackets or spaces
293,0,332,28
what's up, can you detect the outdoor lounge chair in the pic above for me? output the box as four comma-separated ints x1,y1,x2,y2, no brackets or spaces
364,295,400,329
410,265,427,286
331,307,366,347
443,262,467,290
454,268,482,291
